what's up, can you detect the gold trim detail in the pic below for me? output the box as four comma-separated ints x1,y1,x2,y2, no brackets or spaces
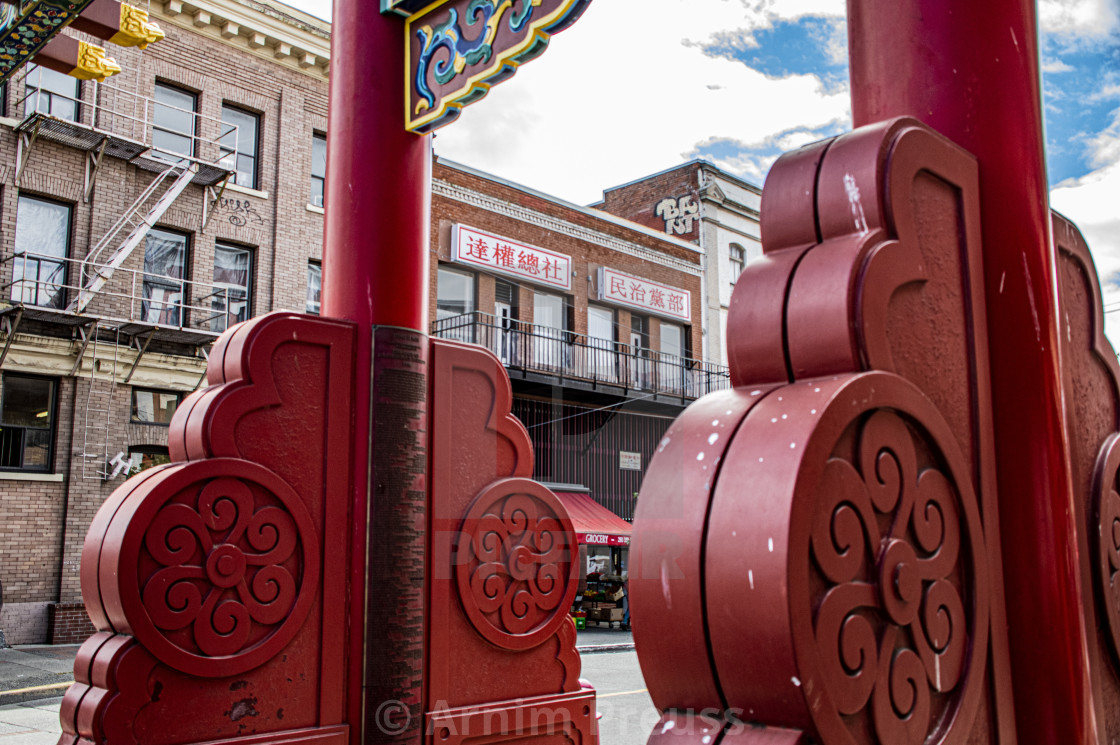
73,41,121,81
110,3,165,49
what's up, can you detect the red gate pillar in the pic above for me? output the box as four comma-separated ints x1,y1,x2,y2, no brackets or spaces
848,2,1097,742
324,3,431,742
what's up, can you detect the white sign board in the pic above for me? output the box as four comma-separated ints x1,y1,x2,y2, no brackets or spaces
619,451,642,471
452,224,572,291
598,267,691,322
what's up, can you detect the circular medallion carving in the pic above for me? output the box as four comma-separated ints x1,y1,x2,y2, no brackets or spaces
117,459,320,677
455,477,578,650
794,391,989,745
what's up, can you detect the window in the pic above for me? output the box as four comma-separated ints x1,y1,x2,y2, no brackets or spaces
12,195,70,309
533,290,567,370
152,82,197,157
0,374,55,472
219,105,259,189
587,305,616,381
306,261,321,315
142,228,188,326
25,64,78,121
130,389,181,425
659,321,686,394
629,315,650,389
127,445,171,475
436,266,475,342
436,266,475,320
310,133,327,207
212,243,251,331
729,243,745,284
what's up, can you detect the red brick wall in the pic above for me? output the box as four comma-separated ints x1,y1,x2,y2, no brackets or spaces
596,164,701,243
47,602,95,644
431,162,704,356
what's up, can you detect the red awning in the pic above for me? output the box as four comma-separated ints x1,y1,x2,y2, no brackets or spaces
554,491,632,547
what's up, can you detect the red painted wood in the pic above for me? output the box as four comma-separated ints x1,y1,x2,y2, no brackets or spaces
426,338,594,742
847,3,1096,743
322,9,431,737
58,313,357,745
634,118,1016,743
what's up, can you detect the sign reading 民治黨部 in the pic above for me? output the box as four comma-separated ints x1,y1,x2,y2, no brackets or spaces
452,224,572,291
597,268,691,323
404,0,592,133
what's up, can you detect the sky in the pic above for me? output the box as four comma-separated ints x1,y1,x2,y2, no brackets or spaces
291,0,1120,344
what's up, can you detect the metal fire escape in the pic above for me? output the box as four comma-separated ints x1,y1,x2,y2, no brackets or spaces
1,75,236,479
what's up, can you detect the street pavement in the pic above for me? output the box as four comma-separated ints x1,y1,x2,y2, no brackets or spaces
0,627,644,743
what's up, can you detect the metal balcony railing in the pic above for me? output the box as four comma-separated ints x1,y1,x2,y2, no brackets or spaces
1,249,246,342
432,311,731,401
15,76,237,186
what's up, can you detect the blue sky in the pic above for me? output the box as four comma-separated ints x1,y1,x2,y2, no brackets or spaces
287,0,1120,342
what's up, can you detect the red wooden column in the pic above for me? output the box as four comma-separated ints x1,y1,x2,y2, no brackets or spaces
324,3,431,742
848,2,1097,743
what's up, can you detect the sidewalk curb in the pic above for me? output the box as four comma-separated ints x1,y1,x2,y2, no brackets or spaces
577,643,635,654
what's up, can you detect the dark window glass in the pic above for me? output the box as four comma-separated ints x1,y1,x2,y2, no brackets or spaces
436,266,475,320
141,228,188,325
130,389,181,425
310,133,326,207
12,195,70,309
0,374,55,471
219,105,259,189
212,243,251,331
306,261,321,315
152,83,197,157
25,64,77,121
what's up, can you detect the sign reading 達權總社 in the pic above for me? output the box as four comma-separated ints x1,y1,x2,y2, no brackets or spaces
452,224,572,291
399,0,592,133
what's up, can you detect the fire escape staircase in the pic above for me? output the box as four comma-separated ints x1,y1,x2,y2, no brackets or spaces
68,159,199,314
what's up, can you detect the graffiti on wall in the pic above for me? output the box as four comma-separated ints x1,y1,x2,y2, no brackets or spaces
655,195,699,236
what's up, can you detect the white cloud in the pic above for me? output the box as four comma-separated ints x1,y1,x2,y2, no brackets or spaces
1050,124,1120,345
1039,0,1120,39
434,0,850,204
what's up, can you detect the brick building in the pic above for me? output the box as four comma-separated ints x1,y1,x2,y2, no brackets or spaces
0,0,729,644
594,161,763,366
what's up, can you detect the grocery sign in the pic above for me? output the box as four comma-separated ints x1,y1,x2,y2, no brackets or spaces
580,533,631,546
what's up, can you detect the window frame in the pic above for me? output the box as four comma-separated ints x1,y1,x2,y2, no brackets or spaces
12,193,72,310
0,373,57,473
219,103,260,189
310,132,327,208
24,63,79,121
436,265,477,321
212,241,253,332
306,260,322,315
129,388,182,426
729,243,745,284
141,227,191,327
152,81,198,158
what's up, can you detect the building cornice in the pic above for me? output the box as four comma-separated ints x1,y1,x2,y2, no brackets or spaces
155,0,330,79
438,157,702,255
433,179,702,278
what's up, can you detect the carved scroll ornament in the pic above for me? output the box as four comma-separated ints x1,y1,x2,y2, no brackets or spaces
631,118,1015,744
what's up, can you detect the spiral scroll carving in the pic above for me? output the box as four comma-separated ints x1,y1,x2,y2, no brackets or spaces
455,478,578,650
120,460,320,677
809,410,985,745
